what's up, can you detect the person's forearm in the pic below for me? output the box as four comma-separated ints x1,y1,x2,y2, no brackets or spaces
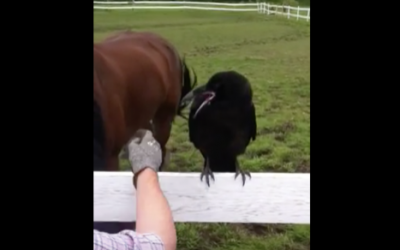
135,168,176,250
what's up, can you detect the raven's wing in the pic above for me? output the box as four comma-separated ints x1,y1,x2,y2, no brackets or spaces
188,96,202,144
248,103,257,141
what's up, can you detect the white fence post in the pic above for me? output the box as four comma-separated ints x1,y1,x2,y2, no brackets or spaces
287,6,290,19
307,8,310,21
296,6,300,20
267,3,270,15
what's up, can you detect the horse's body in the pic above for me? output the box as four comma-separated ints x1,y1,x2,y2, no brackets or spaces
93,31,196,232
94,31,195,171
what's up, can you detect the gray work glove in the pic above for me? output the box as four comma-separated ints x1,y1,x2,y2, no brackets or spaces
127,129,162,175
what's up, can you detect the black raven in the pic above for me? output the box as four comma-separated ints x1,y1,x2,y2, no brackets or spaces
181,71,257,187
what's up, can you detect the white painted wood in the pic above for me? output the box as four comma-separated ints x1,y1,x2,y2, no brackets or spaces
94,172,310,224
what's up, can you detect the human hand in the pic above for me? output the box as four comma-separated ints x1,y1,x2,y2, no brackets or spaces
127,129,162,175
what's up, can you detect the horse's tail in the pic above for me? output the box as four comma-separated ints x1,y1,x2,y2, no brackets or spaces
177,56,197,119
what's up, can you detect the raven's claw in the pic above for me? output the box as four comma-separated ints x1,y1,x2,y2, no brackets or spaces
234,169,251,186
200,166,215,187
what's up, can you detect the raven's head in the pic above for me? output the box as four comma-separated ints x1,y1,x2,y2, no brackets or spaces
185,71,251,118
180,83,214,118
181,71,251,119
180,84,207,107
192,89,216,118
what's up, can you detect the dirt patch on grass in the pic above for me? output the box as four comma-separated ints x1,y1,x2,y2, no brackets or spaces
264,102,282,112
274,121,296,134
296,159,310,173
249,147,273,158
192,45,222,56
240,224,288,236
258,121,296,142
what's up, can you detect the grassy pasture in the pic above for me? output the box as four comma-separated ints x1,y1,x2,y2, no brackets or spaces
94,9,310,250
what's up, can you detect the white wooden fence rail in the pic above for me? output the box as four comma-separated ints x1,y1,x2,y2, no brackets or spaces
94,172,310,224
93,1,310,21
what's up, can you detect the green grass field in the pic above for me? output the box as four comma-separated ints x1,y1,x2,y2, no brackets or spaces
94,9,310,250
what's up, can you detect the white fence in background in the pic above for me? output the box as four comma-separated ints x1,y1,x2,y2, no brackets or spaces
94,172,310,224
93,1,310,21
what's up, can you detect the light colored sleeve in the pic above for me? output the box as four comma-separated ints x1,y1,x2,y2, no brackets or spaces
93,229,165,250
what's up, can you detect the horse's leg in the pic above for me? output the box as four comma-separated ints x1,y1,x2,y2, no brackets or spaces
152,112,174,171
106,155,120,171
155,125,172,171
121,120,155,158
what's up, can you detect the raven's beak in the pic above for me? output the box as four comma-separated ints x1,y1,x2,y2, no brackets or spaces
181,85,207,106
193,91,216,118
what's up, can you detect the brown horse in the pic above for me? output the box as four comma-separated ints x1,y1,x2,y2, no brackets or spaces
93,31,196,233
94,30,196,172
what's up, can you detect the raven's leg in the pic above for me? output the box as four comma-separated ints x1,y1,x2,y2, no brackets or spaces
200,155,215,187
234,159,251,186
